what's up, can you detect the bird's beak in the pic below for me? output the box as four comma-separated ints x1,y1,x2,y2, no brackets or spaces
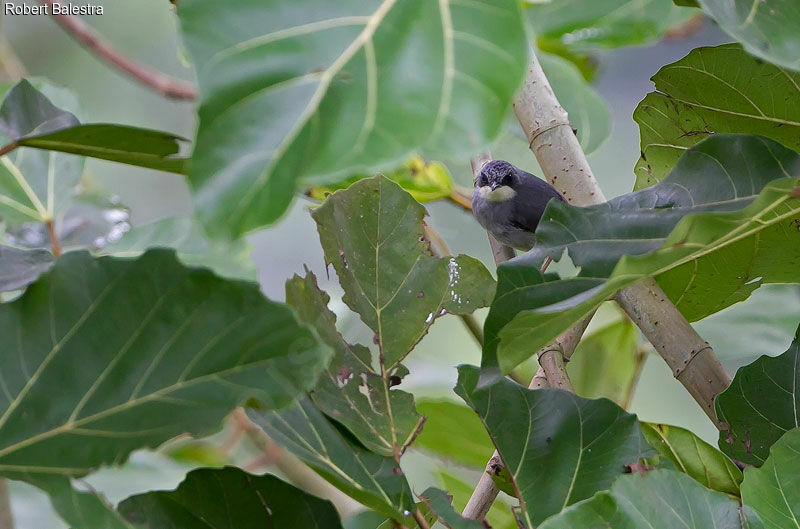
490,182,499,191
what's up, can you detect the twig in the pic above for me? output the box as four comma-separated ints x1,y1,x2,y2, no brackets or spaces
412,508,432,529
423,223,484,346
512,48,731,423
38,0,196,100
46,220,61,258
0,479,13,529
0,33,26,81
447,187,473,210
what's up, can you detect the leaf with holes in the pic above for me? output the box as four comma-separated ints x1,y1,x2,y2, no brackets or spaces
0,245,53,292
539,469,763,529
177,0,528,238
642,423,743,497
0,250,330,482
119,466,344,528
455,366,652,527
312,175,495,369
740,427,800,529
634,44,800,189
716,324,800,466
482,134,800,374
100,217,256,281
285,270,423,458
696,0,800,72
249,397,415,522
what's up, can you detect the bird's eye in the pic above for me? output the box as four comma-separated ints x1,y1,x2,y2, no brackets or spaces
501,173,513,186
479,175,489,187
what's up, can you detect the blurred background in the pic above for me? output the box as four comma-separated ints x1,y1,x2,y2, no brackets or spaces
2,1,799,526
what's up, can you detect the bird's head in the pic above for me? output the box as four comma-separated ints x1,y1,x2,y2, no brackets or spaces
476,160,518,202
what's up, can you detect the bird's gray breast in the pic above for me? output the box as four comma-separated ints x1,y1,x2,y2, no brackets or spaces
472,193,536,250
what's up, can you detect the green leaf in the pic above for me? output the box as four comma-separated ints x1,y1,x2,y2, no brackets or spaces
24,475,133,529
526,0,695,49
418,487,483,529
0,250,330,481
308,156,454,204
696,0,800,72
414,400,494,468
740,427,800,529
312,175,495,369
716,324,800,466
0,80,83,224
16,124,187,175
285,270,424,458
455,366,652,527
483,134,800,373
119,466,344,528
248,398,415,522
567,319,644,408
642,423,743,497
100,217,256,281
0,245,53,292
539,469,762,529
539,51,610,154
634,44,800,189
436,471,517,529
177,0,528,238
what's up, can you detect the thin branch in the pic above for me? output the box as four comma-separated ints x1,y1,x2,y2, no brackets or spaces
447,186,473,211
412,508,432,529
0,479,13,529
38,0,196,100
0,143,18,158
512,48,731,424
0,33,27,81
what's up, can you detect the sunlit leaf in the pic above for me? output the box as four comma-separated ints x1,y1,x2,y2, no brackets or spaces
178,0,528,237
0,250,330,481
249,398,416,522
483,134,800,373
634,44,800,189
740,427,800,529
312,175,495,369
716,323,800,466
414,400,493,468
455,366,652,527
119,467,344,528
286,270,423,458
642,422,743,497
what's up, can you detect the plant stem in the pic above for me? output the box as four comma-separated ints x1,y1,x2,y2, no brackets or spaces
412,508,432,529
38,0,196,100
511,48,731,423
0,34,26,81
0,479,13,529
46,220,61,258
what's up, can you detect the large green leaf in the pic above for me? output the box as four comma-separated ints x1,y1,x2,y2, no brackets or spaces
0,250,330,481
177,0,528,238
634,44,800,189
567,319,644,408
740,428,800,529
539,51,610,154
248,398,415,522
526,0,695,49
696,0,800,72
100,217,256,281
414,400,494,468
483,134,800,373
642,423,743,497
0,245,53,292
0,80,83,224
312,175,495,369
24,475,133,529
285,270,423,458
119,466,343,528
716,324,800,466
455,366,652,527
539,469,762,529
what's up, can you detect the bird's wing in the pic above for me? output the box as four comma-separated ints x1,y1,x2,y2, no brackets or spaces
509,175,565,232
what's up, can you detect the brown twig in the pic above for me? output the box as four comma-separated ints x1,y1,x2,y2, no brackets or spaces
46,220,61,257
412,509,432,529
447,187,473,210
0,33,26,81
38,0,196,100
0,142,18,158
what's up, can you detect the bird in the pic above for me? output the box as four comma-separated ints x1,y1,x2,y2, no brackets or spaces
471,160,566,251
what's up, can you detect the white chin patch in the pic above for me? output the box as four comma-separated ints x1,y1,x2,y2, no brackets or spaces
479,185,517,202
